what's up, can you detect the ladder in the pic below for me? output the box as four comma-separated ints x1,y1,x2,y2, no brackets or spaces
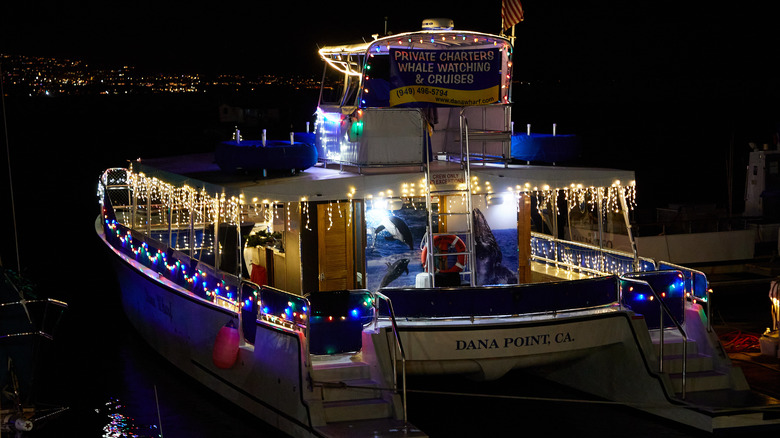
422,112,477,287
446,105,512,166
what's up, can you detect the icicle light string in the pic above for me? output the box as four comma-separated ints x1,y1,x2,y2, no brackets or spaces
123,169,635,228
286,202,292,231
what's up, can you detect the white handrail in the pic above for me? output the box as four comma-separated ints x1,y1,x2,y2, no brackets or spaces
374,292,408,427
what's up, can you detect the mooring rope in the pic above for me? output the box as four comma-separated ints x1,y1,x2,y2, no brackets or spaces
315,381,780,412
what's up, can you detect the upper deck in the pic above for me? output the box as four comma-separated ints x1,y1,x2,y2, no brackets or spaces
315,24,516,168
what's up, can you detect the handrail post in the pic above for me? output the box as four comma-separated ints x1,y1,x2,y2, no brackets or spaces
167,205,172,249
213,195,220,271
707,286,712,333
597,190,604,272
659,306,664,373
302,295,311,367
131,171,137,230
146,191,152,237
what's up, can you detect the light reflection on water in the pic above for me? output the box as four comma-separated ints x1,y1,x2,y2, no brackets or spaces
99,398,160,438
27,297,286,438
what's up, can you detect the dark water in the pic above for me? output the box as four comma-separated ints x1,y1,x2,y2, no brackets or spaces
0,91,302,437
1,90,773,437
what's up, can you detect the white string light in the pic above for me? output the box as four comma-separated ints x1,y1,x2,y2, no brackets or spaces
122,169,637,237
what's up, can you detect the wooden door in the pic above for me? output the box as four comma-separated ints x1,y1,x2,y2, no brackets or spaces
317,202,354,291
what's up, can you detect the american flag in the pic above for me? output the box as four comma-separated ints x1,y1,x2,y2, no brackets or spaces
502,0,524,30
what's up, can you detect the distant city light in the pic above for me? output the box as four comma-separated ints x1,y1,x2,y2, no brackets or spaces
0,53,320,96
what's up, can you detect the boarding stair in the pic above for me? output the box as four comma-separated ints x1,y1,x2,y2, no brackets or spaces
637,276,764,399
644,311,780,430
300,288,425,437
310,356,390,421
422,112,482,287
650,326,780,431
650,329,745,395
307,351,426,436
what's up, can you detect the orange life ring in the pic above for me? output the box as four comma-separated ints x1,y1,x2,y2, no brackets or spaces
421,235,467,273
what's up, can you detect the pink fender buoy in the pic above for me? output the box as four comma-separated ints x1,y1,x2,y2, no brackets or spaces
212,320,239,369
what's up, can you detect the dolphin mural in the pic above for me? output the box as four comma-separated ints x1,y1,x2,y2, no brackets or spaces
472,208,517,286
378,258,410,289
373,215,414,250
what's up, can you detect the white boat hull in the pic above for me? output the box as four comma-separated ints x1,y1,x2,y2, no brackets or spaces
109,250,316,437
395,312,629,380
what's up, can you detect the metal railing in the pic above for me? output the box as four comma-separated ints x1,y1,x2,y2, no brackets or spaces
657,261,711,332
531,232,657,276
620,276,688,398
0,298,68,341
532,232,712,332
374,292,408,426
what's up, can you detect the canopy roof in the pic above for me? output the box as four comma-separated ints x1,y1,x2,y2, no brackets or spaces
319,29,512,76
133,154,635,205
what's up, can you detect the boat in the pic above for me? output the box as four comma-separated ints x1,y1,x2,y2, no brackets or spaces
94,18,780,436
627,141,780,269
1,63,69,435
1,268,69,435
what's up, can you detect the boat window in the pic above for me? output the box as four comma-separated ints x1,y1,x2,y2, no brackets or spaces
341,75,360,107
319,64,347,106
318,60,362,107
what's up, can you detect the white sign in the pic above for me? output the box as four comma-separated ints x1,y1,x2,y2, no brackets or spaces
429,171,465,191
400,317,624,361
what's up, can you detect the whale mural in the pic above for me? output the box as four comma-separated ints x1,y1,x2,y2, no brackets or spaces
473,208,517,286
378,258,410,290
373,215,414,250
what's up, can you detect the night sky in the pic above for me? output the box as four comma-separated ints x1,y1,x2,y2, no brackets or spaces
2,1,780,209
1,2,505,74
1,1,776,80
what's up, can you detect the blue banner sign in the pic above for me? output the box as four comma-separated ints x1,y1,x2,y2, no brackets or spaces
389,48,501,107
